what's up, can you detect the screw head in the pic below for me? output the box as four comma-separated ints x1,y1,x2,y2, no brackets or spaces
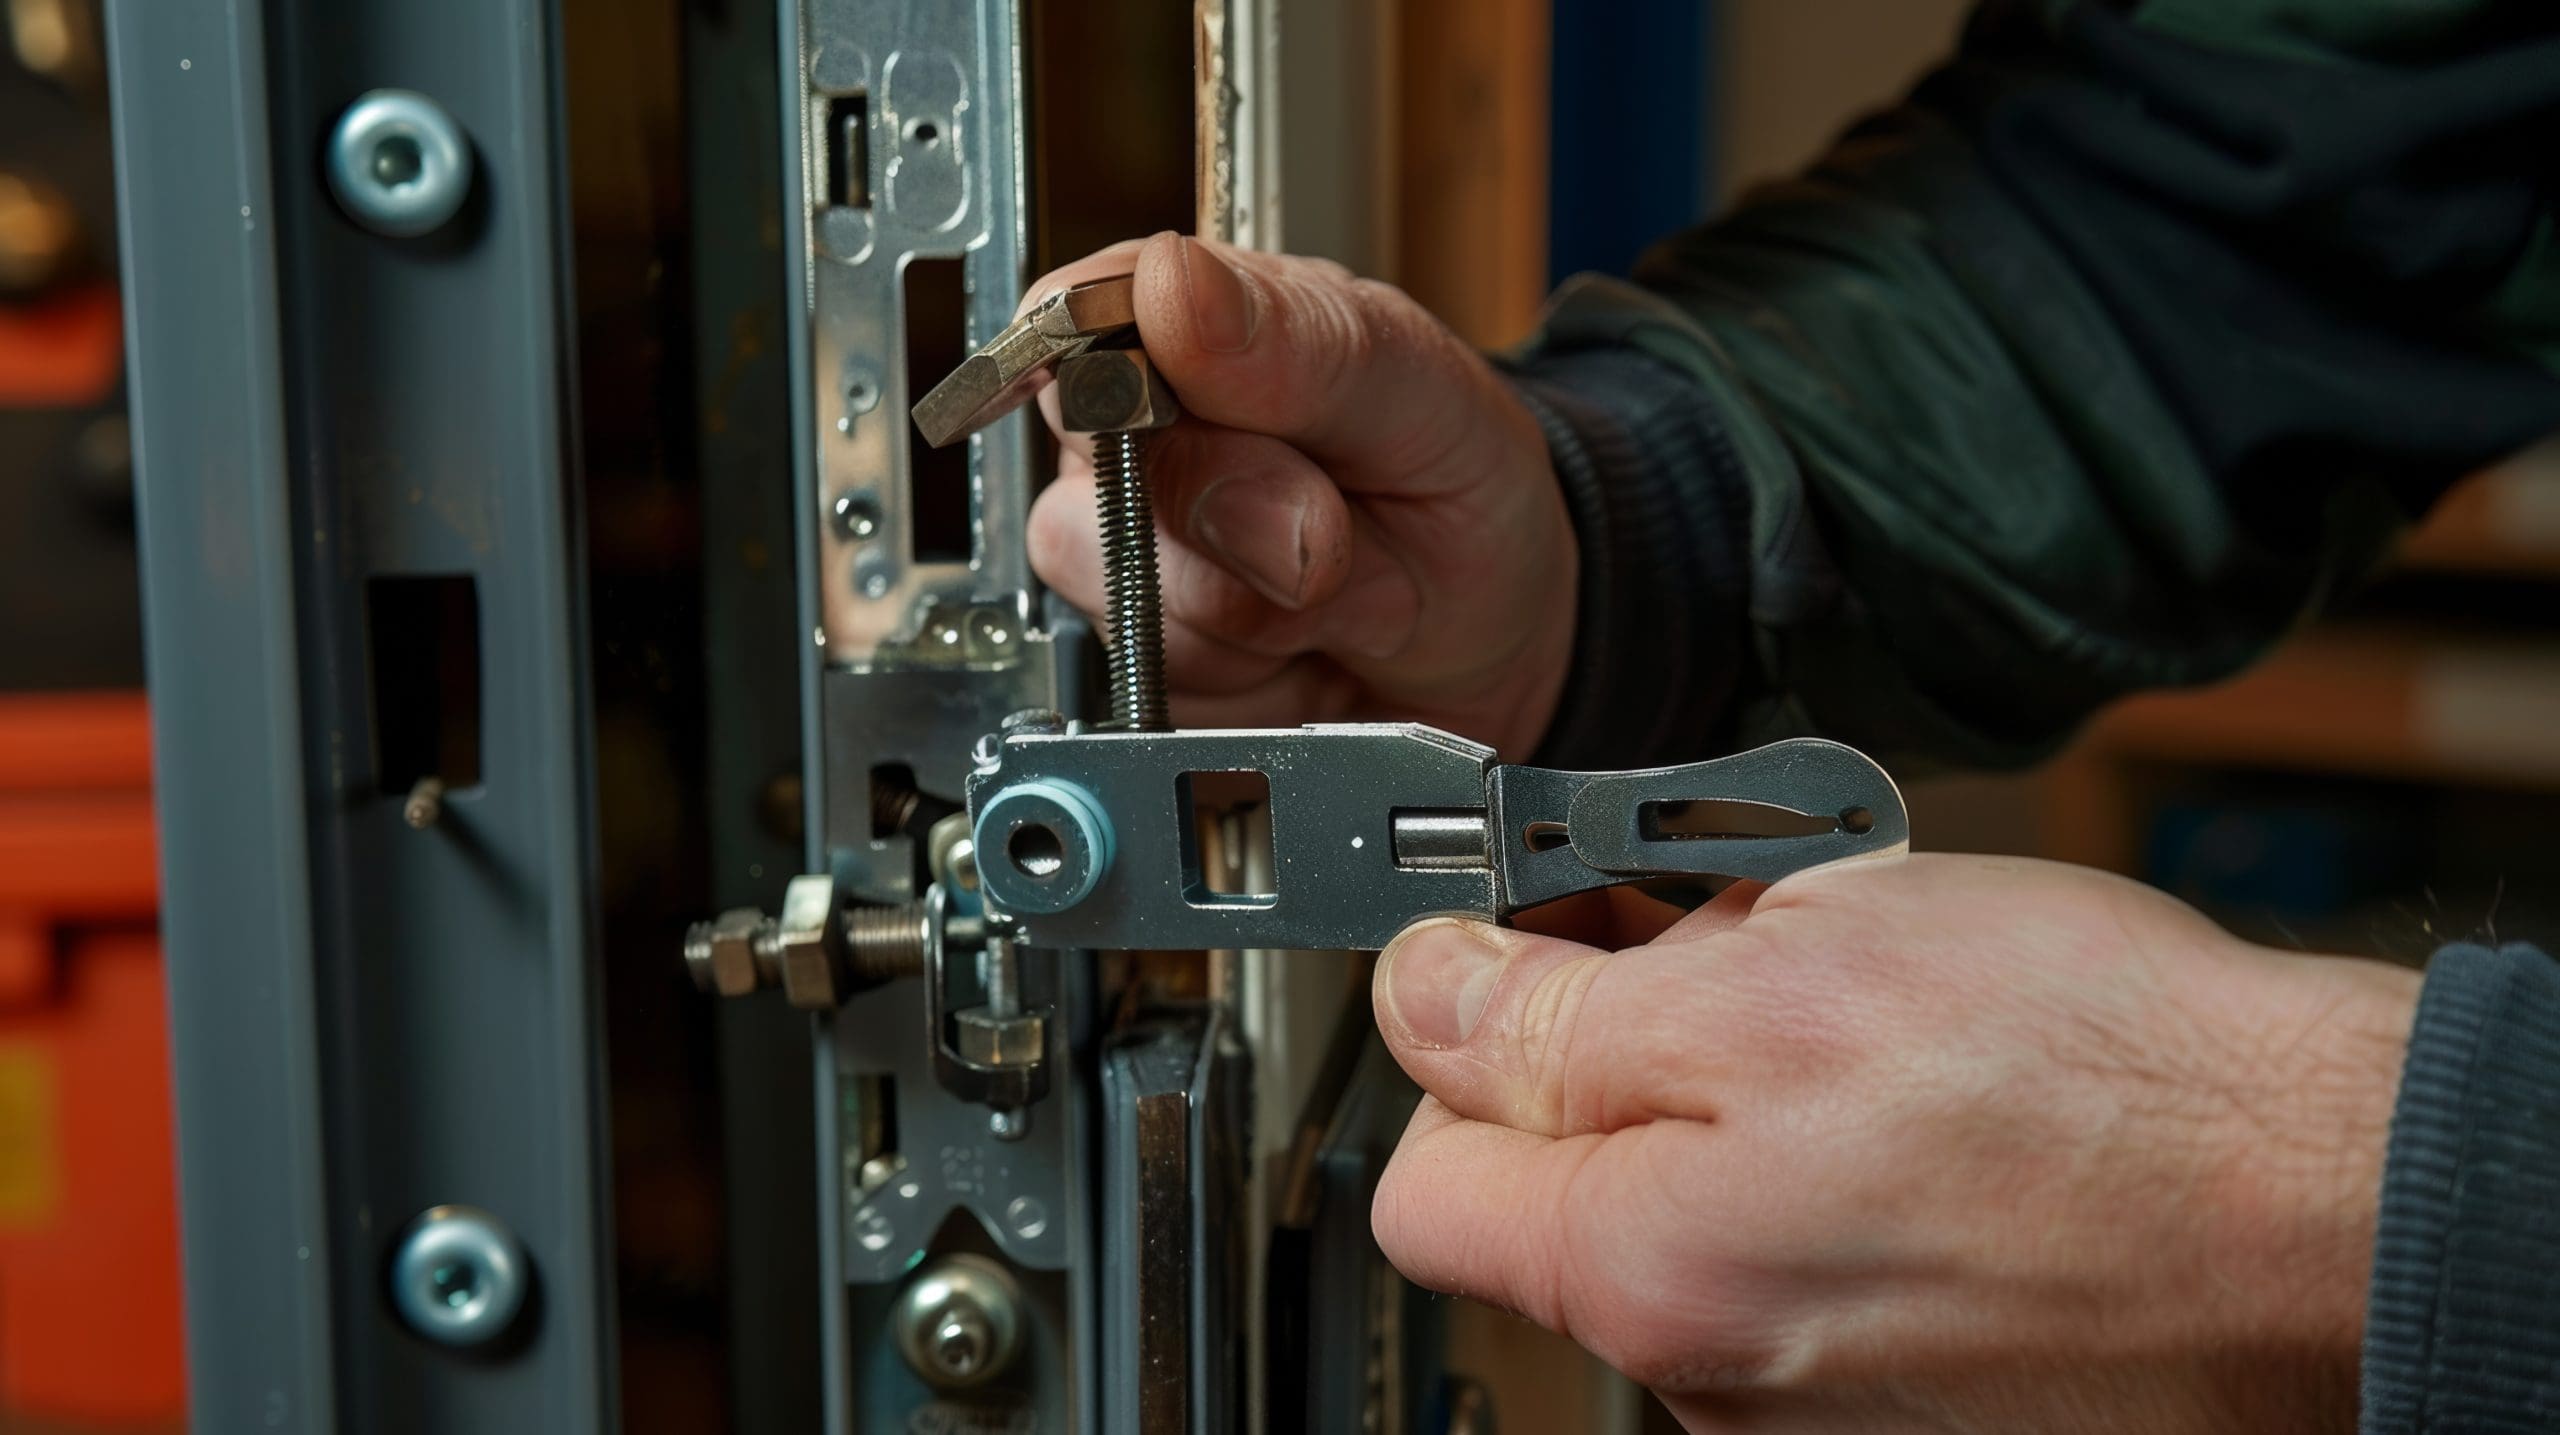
389,1205,528,1348
892,1256,1023,1391
326,90,474,238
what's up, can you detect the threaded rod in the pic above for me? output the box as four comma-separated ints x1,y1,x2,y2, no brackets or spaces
843,900,932,983
1093,430,1168,730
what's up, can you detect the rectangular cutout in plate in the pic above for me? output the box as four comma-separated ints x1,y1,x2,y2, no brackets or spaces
366,574,482,794
901,256,972,564
1177,770,1277,908
825,93,870,208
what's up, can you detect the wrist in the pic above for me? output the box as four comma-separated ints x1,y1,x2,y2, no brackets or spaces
2202,947,2419,1412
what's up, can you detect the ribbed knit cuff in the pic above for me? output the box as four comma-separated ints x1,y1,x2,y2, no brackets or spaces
2361,942,2560,1434
1502,346,1752,771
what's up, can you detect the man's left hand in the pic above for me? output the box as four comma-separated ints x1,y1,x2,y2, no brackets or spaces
1369,853,2419,1434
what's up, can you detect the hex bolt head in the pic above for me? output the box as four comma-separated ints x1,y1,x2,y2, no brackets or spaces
1054,349,1179,435
390,1205,529,1348
327,90,474,239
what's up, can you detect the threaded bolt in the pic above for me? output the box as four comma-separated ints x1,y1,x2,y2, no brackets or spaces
843,900,931,983
1093,430,1168,730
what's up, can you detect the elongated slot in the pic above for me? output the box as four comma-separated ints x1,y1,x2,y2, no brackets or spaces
825,93,870,208
901,256,971,562
1638,799,1835,842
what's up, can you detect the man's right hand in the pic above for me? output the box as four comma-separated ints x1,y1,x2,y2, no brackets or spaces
1022,233,1576,761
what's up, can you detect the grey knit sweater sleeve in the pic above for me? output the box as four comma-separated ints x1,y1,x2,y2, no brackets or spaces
2362,942,2560,1433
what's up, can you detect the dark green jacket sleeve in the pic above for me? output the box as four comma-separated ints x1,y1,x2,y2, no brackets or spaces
2364,941,2560,1434
1513,0,2560,773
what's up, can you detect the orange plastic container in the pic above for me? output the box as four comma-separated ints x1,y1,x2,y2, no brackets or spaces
0,691,185,1424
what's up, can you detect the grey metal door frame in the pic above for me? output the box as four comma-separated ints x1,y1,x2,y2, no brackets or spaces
108,0,615,1429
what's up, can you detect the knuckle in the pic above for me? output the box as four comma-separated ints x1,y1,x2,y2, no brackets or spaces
1283,277,1375,432
1509,955,1607,1130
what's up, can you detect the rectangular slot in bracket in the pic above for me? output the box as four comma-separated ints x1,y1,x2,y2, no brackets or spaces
901,256,972,564
825,92,870,208
365,574,482,794
1177,770,1278,909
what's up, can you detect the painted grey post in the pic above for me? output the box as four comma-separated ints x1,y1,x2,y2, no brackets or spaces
107,0,616,1429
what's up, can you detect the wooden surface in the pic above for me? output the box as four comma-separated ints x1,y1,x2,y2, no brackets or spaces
1393,0,1552,347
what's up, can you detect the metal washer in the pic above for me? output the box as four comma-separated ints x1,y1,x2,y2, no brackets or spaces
973,778,1114,915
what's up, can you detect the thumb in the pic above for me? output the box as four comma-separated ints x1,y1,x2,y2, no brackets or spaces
1128,233,1519,486
1374,918,1619,1139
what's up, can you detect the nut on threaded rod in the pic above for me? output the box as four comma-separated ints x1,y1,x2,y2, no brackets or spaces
1092,429,1168,730
682,890,932,1005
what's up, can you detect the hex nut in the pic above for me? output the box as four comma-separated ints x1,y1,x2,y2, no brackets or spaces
774,872,851,1010
690,908,767,998
1055,349,1179,435
953,1008,1046,1068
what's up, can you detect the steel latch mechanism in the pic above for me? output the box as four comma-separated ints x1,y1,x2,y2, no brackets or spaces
965,718,1909,952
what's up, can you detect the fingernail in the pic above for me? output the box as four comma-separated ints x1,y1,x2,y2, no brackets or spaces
1380,921,1508,1049
1182,237,1257,353
1192,479,1313,607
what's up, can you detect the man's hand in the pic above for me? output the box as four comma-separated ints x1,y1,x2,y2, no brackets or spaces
1369,854,2421,1433
1022,234,1574,760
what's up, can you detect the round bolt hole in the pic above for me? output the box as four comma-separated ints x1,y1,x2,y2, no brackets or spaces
1008,823,1064,879
907,118,940,145
370,133,424,188
1840,806,1875,835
